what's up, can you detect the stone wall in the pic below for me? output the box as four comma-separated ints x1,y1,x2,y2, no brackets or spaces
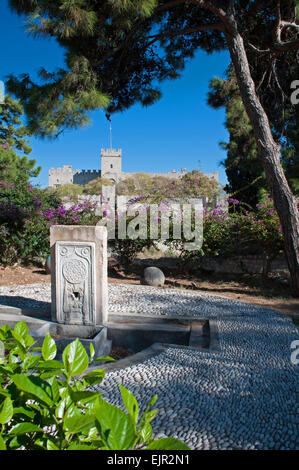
197,254,288,275
73,170,101,186
49,165,76,187
48,147,220,188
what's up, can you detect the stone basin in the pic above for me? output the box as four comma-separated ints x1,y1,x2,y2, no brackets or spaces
31,322,112,360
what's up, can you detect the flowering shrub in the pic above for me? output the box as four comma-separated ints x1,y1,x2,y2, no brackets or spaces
0,179,284,277
176,198,284,277
106,204,156,268
0,182,100,265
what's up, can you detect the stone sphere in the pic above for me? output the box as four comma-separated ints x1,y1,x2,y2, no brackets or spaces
45,256,51,274
142,267,165,287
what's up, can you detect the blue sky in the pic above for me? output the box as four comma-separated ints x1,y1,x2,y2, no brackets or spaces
0,0,230,188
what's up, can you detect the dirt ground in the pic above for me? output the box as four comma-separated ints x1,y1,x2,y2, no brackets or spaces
0,262,298,319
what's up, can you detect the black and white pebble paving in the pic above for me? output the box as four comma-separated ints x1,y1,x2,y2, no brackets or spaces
0,282,298,449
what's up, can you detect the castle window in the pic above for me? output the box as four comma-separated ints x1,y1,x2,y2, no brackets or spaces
110,164,113,168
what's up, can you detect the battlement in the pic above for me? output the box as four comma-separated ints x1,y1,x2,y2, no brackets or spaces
73,169,101,186
101,148,122,157
49,165,73,175
78,170,99,175
49,165,75,187
49,148,219,190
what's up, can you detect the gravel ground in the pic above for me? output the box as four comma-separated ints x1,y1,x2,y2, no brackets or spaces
0,282,298,450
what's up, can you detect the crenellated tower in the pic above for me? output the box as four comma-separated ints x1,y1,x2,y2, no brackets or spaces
100,148,122,183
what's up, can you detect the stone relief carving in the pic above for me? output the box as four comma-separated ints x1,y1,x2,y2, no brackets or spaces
55,242,95,325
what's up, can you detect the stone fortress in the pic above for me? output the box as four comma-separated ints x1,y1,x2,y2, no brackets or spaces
49,148,219,187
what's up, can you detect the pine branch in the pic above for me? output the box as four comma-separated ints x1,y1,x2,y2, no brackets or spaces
147,22,224,46
273,0,299,53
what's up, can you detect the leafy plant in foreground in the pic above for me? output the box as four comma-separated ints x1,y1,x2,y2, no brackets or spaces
0,321,189,450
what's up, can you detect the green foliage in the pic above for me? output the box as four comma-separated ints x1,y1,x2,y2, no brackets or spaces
109,172,216,267
0,321,189,450
112,237,154,268
111,210,155,267
173,170,220,201
0,149,40,187
83,177,114,195
7,57,110,139
207,70,266,208
170,198,284,277
0,94,32,155
116,171,220,202
6,1,298,295
116,173,164,197
207,65,299,205
0,181,99,266
6,0,186,137
0,95,41,186
7,0,298,145
49,183,84,200
110,171,220,267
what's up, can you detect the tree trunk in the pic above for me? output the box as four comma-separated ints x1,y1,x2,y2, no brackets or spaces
225,22,299,297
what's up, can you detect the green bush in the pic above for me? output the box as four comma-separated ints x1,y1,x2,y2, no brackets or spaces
0,182,100,266
0,321,189,451
106,206,156,267
165,198,284,276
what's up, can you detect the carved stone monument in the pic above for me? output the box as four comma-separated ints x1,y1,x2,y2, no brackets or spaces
50,225,108,326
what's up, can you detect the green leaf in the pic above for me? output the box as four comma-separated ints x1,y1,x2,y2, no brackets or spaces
49,377,60,403
13,321,34,348
47,439,60,450
42,333,57,361
63,412,95,434
8,354,19,364
9,422,43,436
38,359,63,369
0,389,10,398
93,356,115,363
147,438,190,450
22,354,40,371
24,334,35,348
119,384,139,427
148,394,158,408
95,398,136,450
143,409,158,425
12,374,54,407
82,369,105,386
8,435,29,450
62,339,89,377
0,435,6,450
0,364,16,376
69,390,100,404
10,332,26,353
139,422,153,443
0,325,12,342
14,321,28,338
13,406,35,420
34,437,48,449
0,397,13,424
55,387,70,419
89,343,95,362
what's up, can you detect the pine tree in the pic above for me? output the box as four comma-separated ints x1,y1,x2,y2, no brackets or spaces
0,94,41,185
208,66,299,207
6,0,299,295
208,69,265,208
